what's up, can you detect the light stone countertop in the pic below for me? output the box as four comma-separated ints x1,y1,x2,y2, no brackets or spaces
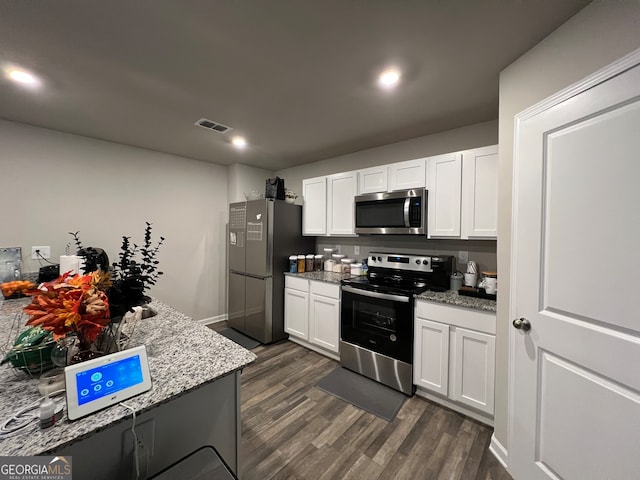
286,272,497,313
416,290,497,313
0,297,256,456
284,270,356,284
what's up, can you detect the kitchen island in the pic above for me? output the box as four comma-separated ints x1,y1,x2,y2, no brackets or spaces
0,297,256,479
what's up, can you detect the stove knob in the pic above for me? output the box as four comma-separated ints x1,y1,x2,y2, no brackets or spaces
415,259,420,265
422,260,428,265
377,256,382,262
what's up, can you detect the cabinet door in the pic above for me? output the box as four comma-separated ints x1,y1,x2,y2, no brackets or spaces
309,294,340,353
302,177,327,235
450,327,495,415
388,158,426,191
462,145,498,238
414,318,450,396
327,171,357,235
357,166,388,194
284,288,309,340
427,153,462,238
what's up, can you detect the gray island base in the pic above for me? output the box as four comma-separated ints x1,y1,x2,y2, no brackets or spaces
0,298,256,479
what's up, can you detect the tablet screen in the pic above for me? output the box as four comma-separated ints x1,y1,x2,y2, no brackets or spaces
65,345,152,420
76,354,144,406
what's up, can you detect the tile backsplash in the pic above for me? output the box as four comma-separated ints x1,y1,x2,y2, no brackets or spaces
315,236,497,275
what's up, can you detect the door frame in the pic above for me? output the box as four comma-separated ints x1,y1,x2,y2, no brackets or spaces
506,46,640,472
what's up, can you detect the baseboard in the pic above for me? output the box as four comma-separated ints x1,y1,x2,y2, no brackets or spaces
199,314,228,326
489,434,509,470
414,387,494,427
287,337,340,361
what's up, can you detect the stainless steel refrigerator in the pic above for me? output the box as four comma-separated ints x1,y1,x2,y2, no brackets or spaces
228,199,315,344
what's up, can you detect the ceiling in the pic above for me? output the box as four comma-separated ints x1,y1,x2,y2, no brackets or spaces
0,1,591,171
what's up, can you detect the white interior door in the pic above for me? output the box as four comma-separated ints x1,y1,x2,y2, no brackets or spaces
510,53,640,480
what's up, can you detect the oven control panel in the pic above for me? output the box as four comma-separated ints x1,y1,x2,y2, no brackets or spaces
368,253,433,273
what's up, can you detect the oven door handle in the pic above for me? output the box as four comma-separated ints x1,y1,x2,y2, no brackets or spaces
342,285,411,303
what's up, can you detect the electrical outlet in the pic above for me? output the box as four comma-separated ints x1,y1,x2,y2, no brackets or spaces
31,246,51,260
354,245,360,255
122,419,155,477
458,250,469,266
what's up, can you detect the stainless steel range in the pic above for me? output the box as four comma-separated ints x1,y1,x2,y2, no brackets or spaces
340,252,454,395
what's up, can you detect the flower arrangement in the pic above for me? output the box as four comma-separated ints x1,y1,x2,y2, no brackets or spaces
23,271,112,348
69,222,164,318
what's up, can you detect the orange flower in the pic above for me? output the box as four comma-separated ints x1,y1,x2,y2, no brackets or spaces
24,271,111,342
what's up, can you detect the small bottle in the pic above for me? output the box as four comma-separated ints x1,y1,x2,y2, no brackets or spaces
361,260,368,276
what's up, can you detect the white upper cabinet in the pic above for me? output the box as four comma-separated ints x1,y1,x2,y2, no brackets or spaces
427,153,463,238
357,166,388,194
426,145,498,240
327,171,357,235
302,176,327,235
302,172,357,236
388,158,426,191
461,145,498,238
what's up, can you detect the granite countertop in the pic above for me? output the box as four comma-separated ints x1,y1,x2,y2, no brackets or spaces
287,271,496,313
285,270,356,284
416,290,497,313
0,297,256,456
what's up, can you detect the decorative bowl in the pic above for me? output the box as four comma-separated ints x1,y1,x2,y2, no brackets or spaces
244,191,264,201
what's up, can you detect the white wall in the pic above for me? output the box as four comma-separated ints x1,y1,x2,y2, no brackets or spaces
0,119,229,322
275,120,498,203
227,163,274,204
495,0,640,456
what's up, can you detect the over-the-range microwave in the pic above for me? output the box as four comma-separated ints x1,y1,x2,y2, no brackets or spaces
354,188,427,235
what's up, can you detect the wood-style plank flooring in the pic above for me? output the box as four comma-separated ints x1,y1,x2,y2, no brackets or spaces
209,323,512,480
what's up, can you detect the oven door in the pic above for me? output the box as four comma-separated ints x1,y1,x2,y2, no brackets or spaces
340,285,413,364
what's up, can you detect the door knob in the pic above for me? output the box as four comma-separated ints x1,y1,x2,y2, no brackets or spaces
513,317,531,332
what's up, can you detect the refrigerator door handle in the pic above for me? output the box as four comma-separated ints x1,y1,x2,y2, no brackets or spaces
230,271,271,280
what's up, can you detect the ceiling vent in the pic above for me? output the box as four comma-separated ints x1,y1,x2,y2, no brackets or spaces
194,118,232,133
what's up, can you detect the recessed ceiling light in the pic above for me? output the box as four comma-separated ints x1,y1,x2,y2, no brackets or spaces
4,67,41,87
232,136,247,149
377,68,401,90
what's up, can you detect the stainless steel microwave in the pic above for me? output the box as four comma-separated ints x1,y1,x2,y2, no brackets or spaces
354,188,427,235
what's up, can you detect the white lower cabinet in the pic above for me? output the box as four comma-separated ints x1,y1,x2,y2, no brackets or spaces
284,287,309,340
414,318,450,396
414,300,496,422
284,277,340,357
450,327,495,415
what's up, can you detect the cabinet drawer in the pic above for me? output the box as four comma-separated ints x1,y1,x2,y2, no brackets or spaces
415,300,495,335
310,280,340,299
285,276,310,292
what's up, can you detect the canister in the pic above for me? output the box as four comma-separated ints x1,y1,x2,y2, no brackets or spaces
350,263,362,276
314,254,323,271
289,255,298,273
324,259,336,272
332,254,345,273
306,254,314,272
341,258,354,274
297,255,306,273
450,271,464,291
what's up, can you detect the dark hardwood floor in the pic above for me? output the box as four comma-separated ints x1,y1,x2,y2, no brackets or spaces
208,322,512,480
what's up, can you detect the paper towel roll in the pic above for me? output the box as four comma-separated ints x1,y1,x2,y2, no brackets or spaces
59,255,81,276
